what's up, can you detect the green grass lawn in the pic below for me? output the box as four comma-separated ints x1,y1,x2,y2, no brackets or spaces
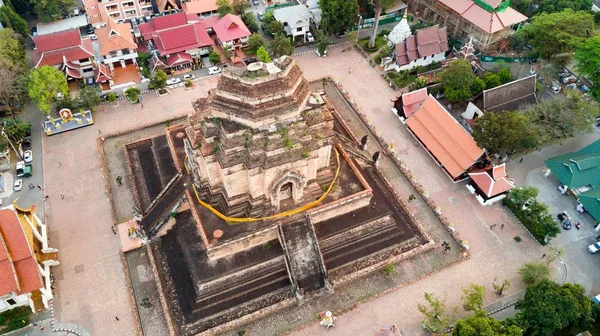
0,306,30,334
359,36,387,52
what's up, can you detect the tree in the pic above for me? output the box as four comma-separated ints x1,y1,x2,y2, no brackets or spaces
270,33,294,57
545,245,565,266
107,92,117,103
248,33,265,53
418,292,452,332
319,0,360,36
441,59,477,102
0,5,28,37
267,20,285,36
461,284,485,312
517,280,593,335
209,51,221,65
368,0,396,49
256,46,271,63
525,91,598,144
516,9,593,64
408,76,427,92
483,72,501,89
31,0,77,22
512,0,592,16
0,29,26,72
509,186,539,206
575,36,600,99
222,46,233,62
27,66,68,115
0,67,23,119
232,0,248,15
497,68,512,84
518,262,550,286
137,51,152,79
3,119,31,143
470,77,485,96
125,87,141,103
453,310,523,336
241,13,259,33
76,85,102,111
317,30,329,56
216,0,233,17
492,278,510,296
472,110,537,156
149,70,168,90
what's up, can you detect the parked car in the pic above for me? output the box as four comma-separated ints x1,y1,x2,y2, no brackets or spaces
252,0,259,5
31,27,38,36
561,75,577,84
16,161,25,177
565,83,577,90
13,179,22,192
244,57,258,65
557,211,572,230
257,12,263,21
306,32,315,42
23,150,33,163
588,242,600,253
22,136,31,151
208,66,222,75
166,78,182,85
182,74,195,80
551,80,561,94
593,294,600,304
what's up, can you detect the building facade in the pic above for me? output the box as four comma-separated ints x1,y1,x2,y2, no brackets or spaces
406,0,527,51
32,29,95,80
83,0,155,26
273,5,313,42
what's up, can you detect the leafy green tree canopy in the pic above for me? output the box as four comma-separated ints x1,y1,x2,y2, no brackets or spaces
517,9,594,64
0,5,28,37
149,70,168,90
453,310,523,336
125,87,141,103
209,51,221,65
440,59,480,102
76,85,102,111
575,35,600,99
241,12,259,33
256,46,271,63
368,0,396,48
511,0,592,16
248,33,265,52
461,284,485,312
518,262,551,286
319,0,360,36
27,66,68,115
517,280,593,335
472,110,537,156
0,29,26,72
3,119,31,143
31,0,77,22
270,33,294,57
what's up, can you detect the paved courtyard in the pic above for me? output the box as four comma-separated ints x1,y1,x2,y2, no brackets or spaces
282,46,546,335
42,78,217,336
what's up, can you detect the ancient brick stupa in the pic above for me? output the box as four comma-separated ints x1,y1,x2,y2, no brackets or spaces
184,56,336,217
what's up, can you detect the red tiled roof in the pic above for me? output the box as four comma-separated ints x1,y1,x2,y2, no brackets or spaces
95,63,112,82
34,38,94,68
153,12,188,30
402,87,428,118
438,0,527,34
183,0,218,14
33,29,81,52
406,96,484,179
65,66,82,78
166,52,193,66
396,26,448,66
0,209,42,296
141,12,213,56
200,16,220,29
213,14,251,42
469,164,514,197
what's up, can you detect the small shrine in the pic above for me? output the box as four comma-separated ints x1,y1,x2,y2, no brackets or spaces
387,9,411,47
43,108,94,135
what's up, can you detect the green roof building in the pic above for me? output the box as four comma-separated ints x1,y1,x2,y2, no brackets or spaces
578,188,600,223
545,140,600,190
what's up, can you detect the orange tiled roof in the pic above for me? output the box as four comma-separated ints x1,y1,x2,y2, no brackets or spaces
401,87,428,118
96,19,137,56
182,0,218,14
0,209,42,296
469,164,514,197
438,0,527,34
406,95,484,179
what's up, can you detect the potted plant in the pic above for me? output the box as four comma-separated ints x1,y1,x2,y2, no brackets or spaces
184,79,193,89
124,87,141,104
107,92,118,107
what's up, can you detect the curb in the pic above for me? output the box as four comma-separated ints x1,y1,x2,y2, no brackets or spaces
293,41,350,57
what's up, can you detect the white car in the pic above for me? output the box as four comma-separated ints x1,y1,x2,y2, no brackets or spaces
550,80,561,94
23,150,33,163
166,78,182,85
306,32,315,43
208,66,222,75
16,161,25,177
182,74,195,80
588,242,600,254
14,179,22,192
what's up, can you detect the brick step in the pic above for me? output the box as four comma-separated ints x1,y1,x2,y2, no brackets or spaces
320,220,397,256
323,229,403,271
318,212,393,242
191,269,290,320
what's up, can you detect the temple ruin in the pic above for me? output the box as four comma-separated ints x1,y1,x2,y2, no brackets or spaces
123,57,431,335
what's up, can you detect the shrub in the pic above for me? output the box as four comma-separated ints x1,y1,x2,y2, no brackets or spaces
107,92,117,103
383,264,395,277
514,236,522,242
209,51,221,65
503,188,560,244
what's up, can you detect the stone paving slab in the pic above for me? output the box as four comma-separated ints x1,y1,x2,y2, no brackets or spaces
43,77,217,336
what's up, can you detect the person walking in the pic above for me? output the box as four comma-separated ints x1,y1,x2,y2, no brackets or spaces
111,225,117,235
37,185,42,190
